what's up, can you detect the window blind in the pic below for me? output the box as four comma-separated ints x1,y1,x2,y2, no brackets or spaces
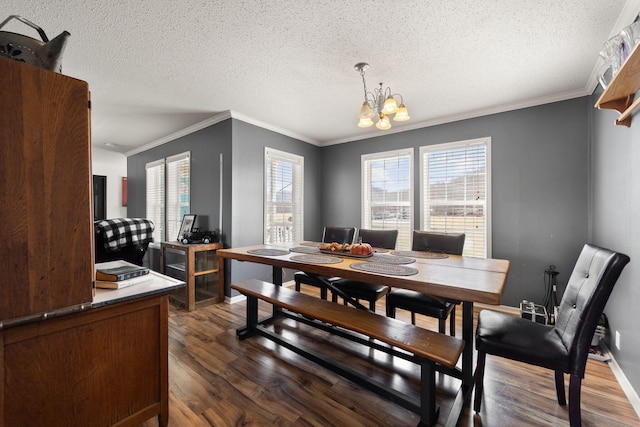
421,138,491,257
166,152,190,242
362,148,413,250
145,152,190,244
264,148,304,244
145,159,165,243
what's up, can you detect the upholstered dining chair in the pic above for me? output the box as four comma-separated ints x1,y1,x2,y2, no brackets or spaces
386,231,465,335
473,244,629,426
293,226,356,299
330,228,398,312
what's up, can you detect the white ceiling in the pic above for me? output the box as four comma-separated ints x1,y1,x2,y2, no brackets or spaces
4,1,640,154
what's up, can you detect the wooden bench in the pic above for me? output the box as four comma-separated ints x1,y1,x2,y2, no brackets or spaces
231,279,465,427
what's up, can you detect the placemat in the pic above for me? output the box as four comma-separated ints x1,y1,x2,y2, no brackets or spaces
299,241,322,247
247,248,290,256
290,254,343,264
367,254,415,264
391,250,449,259
289,246,321,254
350,262,418,276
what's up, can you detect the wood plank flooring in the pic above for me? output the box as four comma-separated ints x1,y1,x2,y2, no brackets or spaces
140,286,640,426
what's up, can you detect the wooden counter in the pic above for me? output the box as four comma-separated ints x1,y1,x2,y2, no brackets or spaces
0,270,184,427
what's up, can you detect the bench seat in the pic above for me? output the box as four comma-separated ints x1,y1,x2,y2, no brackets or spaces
232,278,464,368
231,278,465,427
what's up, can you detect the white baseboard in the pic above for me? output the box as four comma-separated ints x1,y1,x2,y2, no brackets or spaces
599,340,640,418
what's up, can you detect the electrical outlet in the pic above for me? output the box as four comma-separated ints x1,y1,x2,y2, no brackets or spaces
615,330,621,350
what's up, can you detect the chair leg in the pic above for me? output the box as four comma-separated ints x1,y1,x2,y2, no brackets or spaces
438,317,446,334
555,370,567,405
369,299,376,312
568,374,582,427
449,306,456,336
320,286,327,300
295,280,301,292
411,312,416,325
386,300,395,318
473,350,486,412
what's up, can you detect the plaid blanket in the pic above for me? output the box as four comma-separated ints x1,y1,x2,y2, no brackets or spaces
95,218,154,252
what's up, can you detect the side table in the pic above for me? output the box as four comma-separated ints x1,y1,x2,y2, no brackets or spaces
160,241,223,310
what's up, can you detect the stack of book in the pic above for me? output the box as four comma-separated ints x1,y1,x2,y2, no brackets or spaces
95,262,151,289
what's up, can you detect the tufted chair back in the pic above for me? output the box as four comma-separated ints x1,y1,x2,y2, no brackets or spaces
322,226,356,244
357,229,398,249
555,244,630,377
412,231,465,255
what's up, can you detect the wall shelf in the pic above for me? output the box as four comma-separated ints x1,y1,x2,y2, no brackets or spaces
595,42,640,126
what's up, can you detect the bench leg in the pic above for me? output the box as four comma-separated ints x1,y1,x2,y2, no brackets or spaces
418,360,439,427
237,294,259,339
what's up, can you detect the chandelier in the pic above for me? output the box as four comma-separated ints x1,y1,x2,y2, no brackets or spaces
355,62,410,130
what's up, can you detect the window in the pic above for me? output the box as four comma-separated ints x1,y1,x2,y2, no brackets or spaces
146,159,165,244
362,148,413,250
145,151,190,243
165,152,191,241
264,148,303,244
420,138,491,257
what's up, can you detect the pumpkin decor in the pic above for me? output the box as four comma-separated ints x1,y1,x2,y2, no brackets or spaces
350,238,373,256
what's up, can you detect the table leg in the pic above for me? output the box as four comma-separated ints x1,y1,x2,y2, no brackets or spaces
272,266,283,317
462,301,474,387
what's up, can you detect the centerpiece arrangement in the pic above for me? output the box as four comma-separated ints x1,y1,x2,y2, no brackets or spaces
318,239,374,257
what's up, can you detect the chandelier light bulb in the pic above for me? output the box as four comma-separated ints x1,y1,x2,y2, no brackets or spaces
358,117,374,128
393,104,410,121
383,96,398,114
359,101,374,119
376,113,391,130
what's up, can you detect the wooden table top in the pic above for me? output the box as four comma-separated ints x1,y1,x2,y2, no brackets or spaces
218,245,509,305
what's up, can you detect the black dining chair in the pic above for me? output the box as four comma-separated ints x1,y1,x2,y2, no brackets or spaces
330,229,398,312
293,226,356,299
473,244,630,426
386,231,465,335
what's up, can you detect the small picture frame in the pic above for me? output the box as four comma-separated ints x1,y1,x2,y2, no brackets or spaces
178,214,196,240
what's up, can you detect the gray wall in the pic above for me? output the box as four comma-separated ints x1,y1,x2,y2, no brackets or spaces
127,118,321,296
321,98,590,307
228,120,321,293
590,90,640,396
127,120,233,270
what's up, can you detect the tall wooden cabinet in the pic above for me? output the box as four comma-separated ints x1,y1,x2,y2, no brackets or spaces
0,55,93,322
0,57,179,427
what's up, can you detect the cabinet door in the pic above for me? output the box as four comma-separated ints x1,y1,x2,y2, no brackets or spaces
0,57,93,321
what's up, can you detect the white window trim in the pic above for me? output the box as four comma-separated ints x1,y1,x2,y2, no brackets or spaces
419,137,491,257
361,147,414,250
264,147,304,245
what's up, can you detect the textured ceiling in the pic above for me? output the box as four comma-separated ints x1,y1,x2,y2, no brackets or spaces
3,1,640,154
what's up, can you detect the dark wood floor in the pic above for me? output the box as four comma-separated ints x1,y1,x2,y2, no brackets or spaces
141,286,640,427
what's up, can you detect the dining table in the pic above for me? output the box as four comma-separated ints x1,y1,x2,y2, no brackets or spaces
218,243,509,426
